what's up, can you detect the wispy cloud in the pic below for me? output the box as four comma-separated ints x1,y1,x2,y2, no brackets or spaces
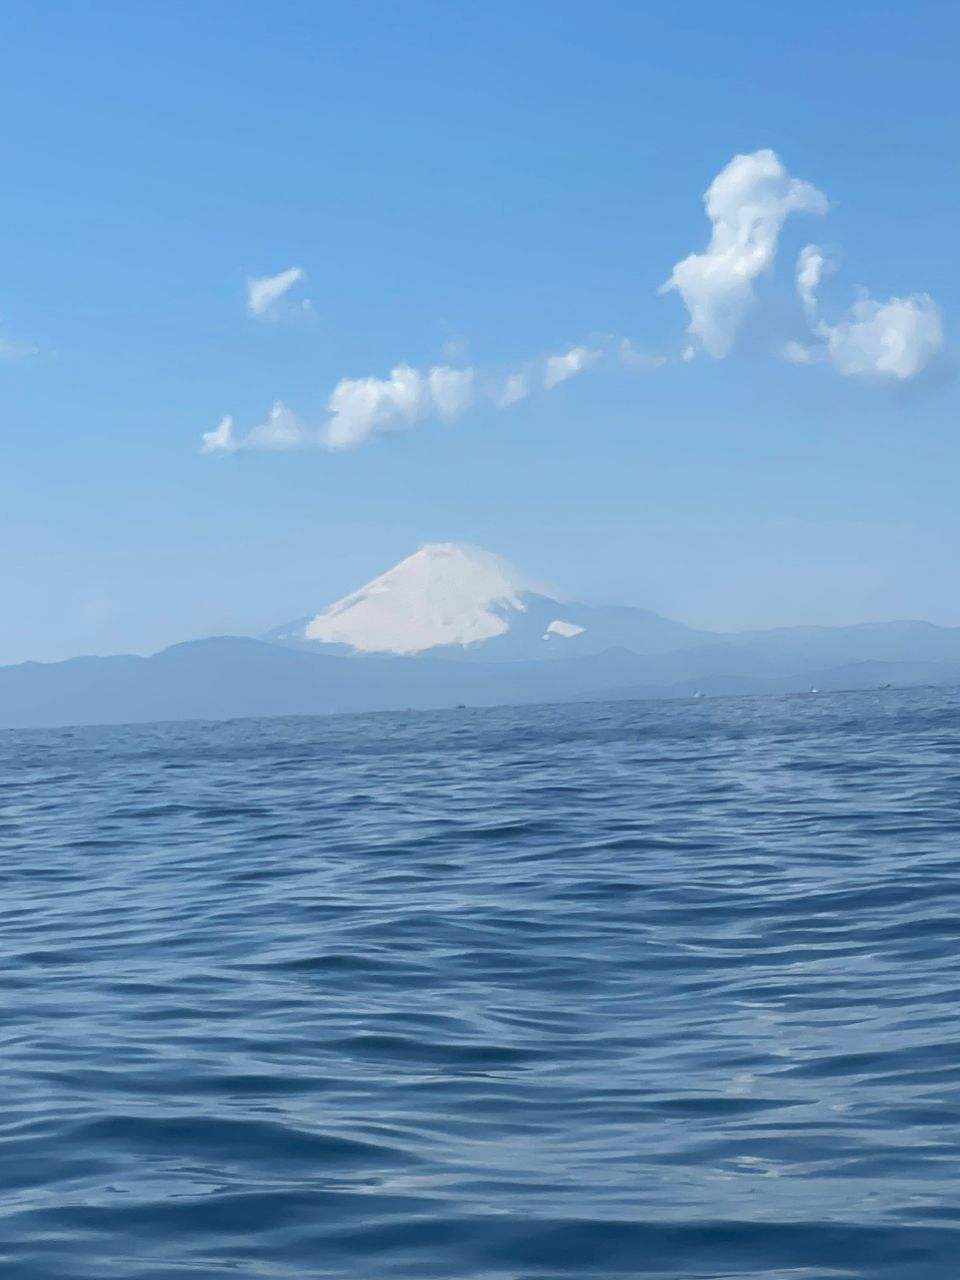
543,345,601,389
441,336,468,361
496,372,530,408
201,402,311,453
246,266,306,319
618,338,667,370
0,336,38,362
207,364,478,455
209,147,947,459
201,415,236,454
246,401,311,449
202,332,667,456
796,244,832,318
781,340,820,367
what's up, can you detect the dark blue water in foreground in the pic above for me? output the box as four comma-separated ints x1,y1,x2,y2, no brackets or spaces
2,689,960,1279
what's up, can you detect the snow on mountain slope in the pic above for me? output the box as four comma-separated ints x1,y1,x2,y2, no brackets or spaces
544,619,585,640
267,542,710,659
301,543,536,655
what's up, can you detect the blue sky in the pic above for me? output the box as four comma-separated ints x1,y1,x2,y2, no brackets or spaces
1,0,958,663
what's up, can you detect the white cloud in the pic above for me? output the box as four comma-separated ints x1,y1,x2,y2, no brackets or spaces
245,401,311,449
441,337,468,361
791,244,943,380
201,332,656,457
618,338,667,370
203,364,477,456
496,372,530,408
660,149,827,358
201,415,236,454
543,345,600,389
201,402,311,454
324,363,475,451
326,365,422,450
796,244,831,317
246,267,305,318
820,293,943,380
428,365,474,419
0,336,37,361
781,339,820,366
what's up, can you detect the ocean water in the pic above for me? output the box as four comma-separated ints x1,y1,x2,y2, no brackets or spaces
2,689,960,1280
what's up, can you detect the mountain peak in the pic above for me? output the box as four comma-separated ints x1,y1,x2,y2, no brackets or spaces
303,543,533,654
271,543,708,661
395,541,527,583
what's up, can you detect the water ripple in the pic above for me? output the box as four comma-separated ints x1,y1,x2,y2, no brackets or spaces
2,688,960,1277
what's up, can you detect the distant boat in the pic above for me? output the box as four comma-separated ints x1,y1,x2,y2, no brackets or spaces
693,690,704,699
878,682,892,690
809,687,819,694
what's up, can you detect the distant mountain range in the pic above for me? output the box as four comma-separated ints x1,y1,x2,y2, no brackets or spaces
3,542,960,730
264,543,706,661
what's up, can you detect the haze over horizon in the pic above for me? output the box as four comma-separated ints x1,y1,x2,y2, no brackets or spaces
6,538,960,672
2,1,958,665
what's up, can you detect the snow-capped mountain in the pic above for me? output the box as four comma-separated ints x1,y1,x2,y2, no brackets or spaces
297,544,533,653
8,541,960,728
267,542,708,660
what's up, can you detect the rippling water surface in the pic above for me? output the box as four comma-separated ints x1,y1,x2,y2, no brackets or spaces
3,689,960,1279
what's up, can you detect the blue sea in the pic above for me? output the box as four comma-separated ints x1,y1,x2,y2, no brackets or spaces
2,688,960,1279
